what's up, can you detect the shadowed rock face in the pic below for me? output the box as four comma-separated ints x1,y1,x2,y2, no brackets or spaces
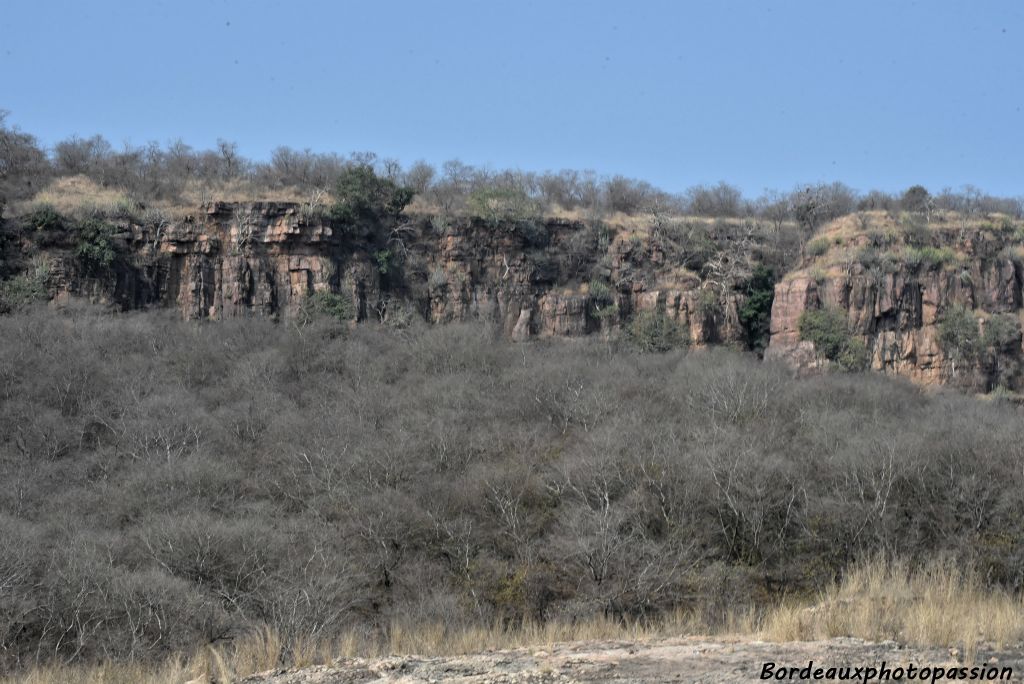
17,202,751,346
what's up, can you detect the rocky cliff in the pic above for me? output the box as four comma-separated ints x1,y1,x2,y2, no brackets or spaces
7,202,1023,392
766,211,1024,391
2,202,774,346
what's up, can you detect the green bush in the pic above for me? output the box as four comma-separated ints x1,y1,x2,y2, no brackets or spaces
75,218,118,272
627,309,686,352
904,246,956,270
983,313,1019,351
330,165,413,228
514,219,550,248
299,290,354,323
22,204,65,231
374,249,393,275
588,280,617,320
901,185,931,214
588,280,614,307
937,305,981,376
835,337,871,372
111,197,142,222
467,187,541,225
0,272,48,313
798,308,869,371
738,266,776,354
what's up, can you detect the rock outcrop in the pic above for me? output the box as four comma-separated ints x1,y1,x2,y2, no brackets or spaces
7,203,759,346
766,213,1024,391
9,203,1024,391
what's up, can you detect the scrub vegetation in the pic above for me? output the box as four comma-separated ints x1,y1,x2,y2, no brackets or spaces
3,307,1024,679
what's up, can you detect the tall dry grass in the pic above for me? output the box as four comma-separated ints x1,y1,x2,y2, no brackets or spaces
15,175,142,220
761,557,1024,660
5,559,1022,683
0,614,721,684
10,175,328,224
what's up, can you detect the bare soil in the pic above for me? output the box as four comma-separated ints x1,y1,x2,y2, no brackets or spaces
240,636,1024,683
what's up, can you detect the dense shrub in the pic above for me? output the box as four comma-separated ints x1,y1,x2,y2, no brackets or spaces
901,185,932,214
798,307,870,371
983,313,1020,351
329,165,413,228
467,186,541,225
903,246,956,270
685,182,744,217
627,309,686,352
22,204,65,231
737,266,776,354
0,271,48,313
298,290,354,324
938,305,981,377
74,217,118,272
2,308,1024,670
587,280,617,321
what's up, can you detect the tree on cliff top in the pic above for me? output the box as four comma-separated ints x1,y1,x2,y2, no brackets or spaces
0,111,51,209
901,185,932,217
330,165,414,230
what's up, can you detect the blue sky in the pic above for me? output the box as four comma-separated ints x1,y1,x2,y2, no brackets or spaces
2,0,1021,197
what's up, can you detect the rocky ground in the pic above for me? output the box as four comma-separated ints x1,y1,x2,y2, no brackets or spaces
240,637,1024,683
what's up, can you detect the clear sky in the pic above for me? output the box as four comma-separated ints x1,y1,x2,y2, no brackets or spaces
2,0,1021,197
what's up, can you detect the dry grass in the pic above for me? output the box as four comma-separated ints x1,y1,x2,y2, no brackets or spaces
0,614,720,684
784,210,1023,282
13,175,142,220
11,180,813,236
761,558,1024,660
177,179,326,207
9,176,334,224
810,211,1022,254
7,559,1019,683
406,196,786,232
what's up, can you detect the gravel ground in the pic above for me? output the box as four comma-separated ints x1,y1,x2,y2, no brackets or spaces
240,636,1024,683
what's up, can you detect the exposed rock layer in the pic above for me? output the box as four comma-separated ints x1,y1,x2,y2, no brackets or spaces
766,221,1024,390
8,203,1024,390
12,203,750,346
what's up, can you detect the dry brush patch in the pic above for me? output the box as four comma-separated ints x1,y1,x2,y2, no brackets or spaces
7,561,1024,683
2,309,1024,680
762,558,1024,659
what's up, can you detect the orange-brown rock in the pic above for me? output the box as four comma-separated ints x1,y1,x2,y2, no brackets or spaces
19,204,753,348
766,222,1024,390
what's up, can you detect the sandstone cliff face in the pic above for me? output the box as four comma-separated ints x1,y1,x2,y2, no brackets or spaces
766,215,1024,390
7,203,1024,390
12,203,755,347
